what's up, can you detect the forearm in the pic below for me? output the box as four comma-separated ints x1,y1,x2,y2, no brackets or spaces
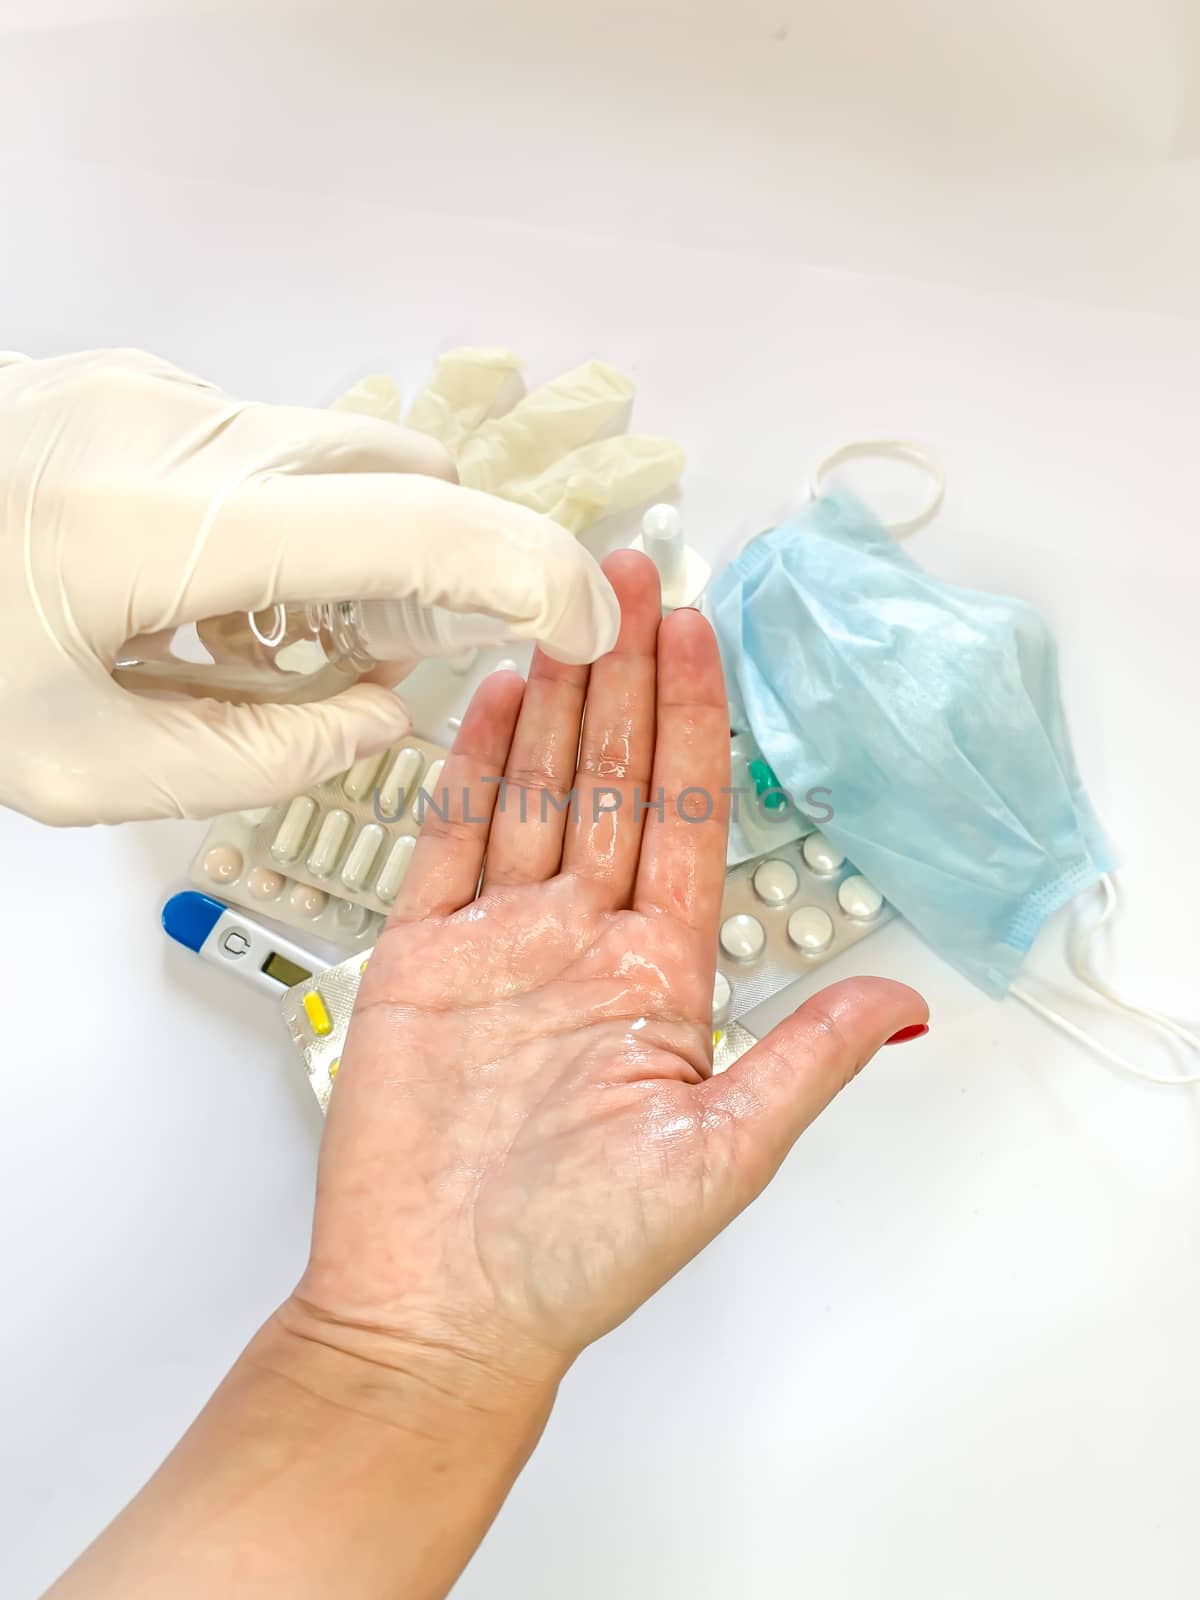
47,1301,561,1600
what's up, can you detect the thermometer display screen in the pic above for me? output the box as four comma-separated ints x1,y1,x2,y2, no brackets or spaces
261,952,313,989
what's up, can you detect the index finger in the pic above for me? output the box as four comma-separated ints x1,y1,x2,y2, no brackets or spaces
183,469,622,667
632,607,730,932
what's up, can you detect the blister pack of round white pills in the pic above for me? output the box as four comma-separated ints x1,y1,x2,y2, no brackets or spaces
188,734,451,951
716,832,894,1019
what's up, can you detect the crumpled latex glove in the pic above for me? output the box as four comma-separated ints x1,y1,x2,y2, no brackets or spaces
0,348,620,826
334,347,685,534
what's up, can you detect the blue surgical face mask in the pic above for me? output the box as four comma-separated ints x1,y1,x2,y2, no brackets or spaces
708,491,1115,998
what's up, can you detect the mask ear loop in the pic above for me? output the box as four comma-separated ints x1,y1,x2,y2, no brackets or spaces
1010,874,1200,1086
808,439,945,539
732,438,945,558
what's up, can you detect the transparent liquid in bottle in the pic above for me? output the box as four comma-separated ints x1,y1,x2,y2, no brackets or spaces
116,598,514,703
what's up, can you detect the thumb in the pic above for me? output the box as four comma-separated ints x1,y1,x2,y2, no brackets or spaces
702,977,928,1192
120,684,411,821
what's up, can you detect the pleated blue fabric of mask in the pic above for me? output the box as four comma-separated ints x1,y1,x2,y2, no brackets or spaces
708,490,1115,997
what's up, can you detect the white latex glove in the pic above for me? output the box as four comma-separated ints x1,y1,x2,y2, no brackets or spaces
0,348,620,827
334,347,685,534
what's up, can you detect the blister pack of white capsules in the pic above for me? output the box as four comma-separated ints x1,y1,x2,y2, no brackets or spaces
188,734,451,952
714,831,894,1019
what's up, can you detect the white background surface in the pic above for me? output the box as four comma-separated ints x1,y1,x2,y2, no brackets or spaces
2,5,1200,1596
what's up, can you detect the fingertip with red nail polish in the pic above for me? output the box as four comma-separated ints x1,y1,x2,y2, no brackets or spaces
885,1023,930,1046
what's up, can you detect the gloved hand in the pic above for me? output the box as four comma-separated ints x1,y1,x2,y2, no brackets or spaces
0,348,624,827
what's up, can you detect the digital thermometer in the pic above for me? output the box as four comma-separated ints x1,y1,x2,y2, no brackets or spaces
162,890,329,996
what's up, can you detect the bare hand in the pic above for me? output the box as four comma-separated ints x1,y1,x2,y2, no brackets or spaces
294,551,926,1379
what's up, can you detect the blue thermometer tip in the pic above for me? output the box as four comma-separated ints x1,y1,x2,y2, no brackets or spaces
162,890,226,953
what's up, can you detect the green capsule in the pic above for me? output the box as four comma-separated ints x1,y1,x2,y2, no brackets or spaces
747,757,786,811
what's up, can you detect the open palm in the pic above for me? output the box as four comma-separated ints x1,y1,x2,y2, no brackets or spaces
299,552,925,1376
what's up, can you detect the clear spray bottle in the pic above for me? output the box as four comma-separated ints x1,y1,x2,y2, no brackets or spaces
116,598,515,703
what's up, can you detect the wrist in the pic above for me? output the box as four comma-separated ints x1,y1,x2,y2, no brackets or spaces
265,1292,565,1442
49,1301,562,1600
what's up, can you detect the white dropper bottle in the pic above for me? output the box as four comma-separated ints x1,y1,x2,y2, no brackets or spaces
632,504,711,610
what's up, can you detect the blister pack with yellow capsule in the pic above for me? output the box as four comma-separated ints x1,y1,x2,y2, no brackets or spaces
281,949,374,1112
282,947,761,1112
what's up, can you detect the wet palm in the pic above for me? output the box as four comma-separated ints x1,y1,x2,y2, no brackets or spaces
298,553,924,1377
